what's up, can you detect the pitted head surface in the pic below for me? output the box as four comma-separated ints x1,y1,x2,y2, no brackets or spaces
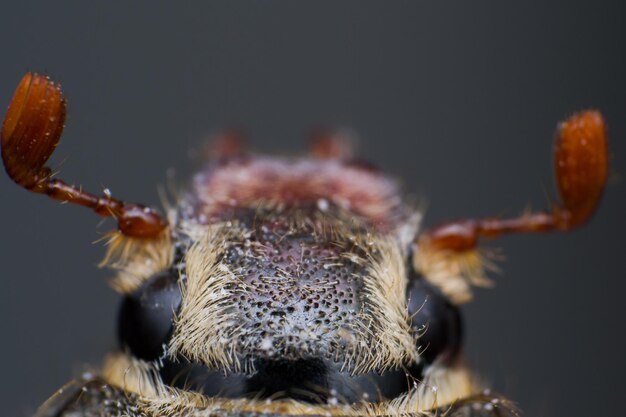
225,221,365,361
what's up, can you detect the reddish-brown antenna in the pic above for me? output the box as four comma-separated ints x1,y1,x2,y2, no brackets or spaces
419,110,609,252
1,72,168,238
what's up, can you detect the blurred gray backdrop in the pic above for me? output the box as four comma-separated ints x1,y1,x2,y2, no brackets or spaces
0,2,624,417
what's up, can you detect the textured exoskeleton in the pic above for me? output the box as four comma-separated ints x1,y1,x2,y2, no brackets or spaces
2,74,608,417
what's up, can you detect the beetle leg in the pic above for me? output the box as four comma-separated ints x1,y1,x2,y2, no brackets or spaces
1,72,168,238
414,111,608,303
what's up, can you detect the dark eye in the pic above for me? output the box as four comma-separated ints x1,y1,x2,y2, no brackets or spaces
407,277,462,364
118,270,182,361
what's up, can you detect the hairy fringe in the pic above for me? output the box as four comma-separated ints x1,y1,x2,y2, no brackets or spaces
102,352,475,417
346,236,418,374
169,213,417,375
381,360,475,415
413,237,500,304
99,229,174,294
102,352,165,399
168,223,244,372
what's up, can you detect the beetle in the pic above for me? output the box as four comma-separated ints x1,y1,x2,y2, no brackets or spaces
1,73,608,417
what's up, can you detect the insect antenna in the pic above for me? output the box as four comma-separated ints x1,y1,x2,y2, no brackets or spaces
418,110,608,252
1,72,168,238
414,111,609,303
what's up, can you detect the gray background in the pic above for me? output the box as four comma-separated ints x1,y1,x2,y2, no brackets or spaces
0,2,624,416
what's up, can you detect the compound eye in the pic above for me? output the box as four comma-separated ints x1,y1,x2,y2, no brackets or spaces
118,270,182,361
407,278,462,365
